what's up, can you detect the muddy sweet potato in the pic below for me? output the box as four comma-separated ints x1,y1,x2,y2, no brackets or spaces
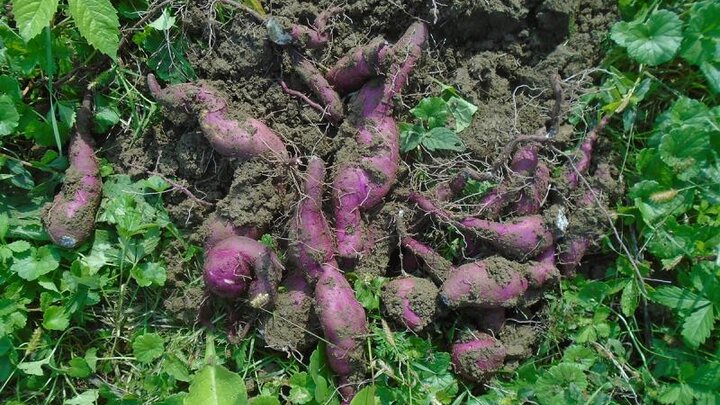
562,115,611,190
381,276,439,332
261,272,319,353
203,236,284,308
439,256,529,309
147,74,289,162
451,332,507,382
326,37,391,94
287,157,336,283
314,263,368,402
44,95,102,249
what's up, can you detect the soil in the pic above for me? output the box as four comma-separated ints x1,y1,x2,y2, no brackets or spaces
102,0,619,392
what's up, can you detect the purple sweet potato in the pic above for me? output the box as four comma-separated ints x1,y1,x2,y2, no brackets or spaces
261,272,319,353
557,186,603,275
147,74,289,162
289,49,344,123
287,157,336,283
439,256,529,309
203,236,284,308
381,276,439,332
326,37,391,94
287,7,342,49
204,214,260,250
512,161,550,216
44,95,102,249
451,332,507,382
525,245,559,288
562,115,611,190
400,235,454,283
314,263,368,402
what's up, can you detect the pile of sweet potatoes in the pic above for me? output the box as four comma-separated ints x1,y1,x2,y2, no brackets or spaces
45,9,618,403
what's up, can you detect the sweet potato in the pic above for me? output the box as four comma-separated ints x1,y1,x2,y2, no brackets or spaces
204,214,260,250
286,7,342,49
400,235,454,284
261,272,319,353
326,37,391,94
451,332,507,382
381,276,439,332
203,236,284,308
314,263,368,402
44,95,102,249
147,74,289,162
287,157,335,283
439,256,529,309
289,50,344,123
562,115,611,190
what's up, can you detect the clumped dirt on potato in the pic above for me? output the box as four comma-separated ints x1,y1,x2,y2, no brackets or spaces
104,0,618,387
382,277,439,330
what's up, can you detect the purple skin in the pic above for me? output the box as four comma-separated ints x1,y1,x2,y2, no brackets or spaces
400,235,453,284
288,7,342,49
147,74,289,162
205,214,260,250
476,185,509,218
513,161,550,216
326,37,391,94
382,277,437,332
288,158,336,283
432,171,469,202
408,191,554,259
290,49,344,123
526,244,559,288
558,187,601,275
451,333,507,382
44,96,102,249
439,258,529,309
314,262,368,403
563,115,611,190
203,236,284,308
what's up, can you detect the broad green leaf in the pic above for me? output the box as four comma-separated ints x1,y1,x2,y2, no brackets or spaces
65,357,92,378
64,389,99,405
0,95,20,136
679,1,720,66
157,394,187,405
12,0,59,41
94,104,121,133
630,180,693,225
43,305,69,330
411,97,449,129
132,332,165,363
350,386,377,405
653,286,708,311
10,245,61,281
186,364,248,405
700,61,720,94
610,10,683,65
84,348,98,372
682,304,714,347
0,76,22,102
657,383,695,405
130,261,166,287
7,240,31,252
17,357,50,376
446,96,478,132
67,0,120,59
163,354,190,382
399,122,425,152
658,128,711,180
422,127,465,152
149,8,176,31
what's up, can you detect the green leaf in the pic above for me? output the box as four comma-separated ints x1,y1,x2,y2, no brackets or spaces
350,386,377,405
679,1,720,66
0,95,20,136
10,245,61,281
12,0,59,41
658,128,711,180
682,304,714,347
621,281,639,316
64,389,99,405
17,357,50,376
630,180,694,225
130,261,166,287
399,122,425,153
67,0,120,59
653,286,708,310
7,240,31,252
65,357,92,378
43,305,69,330
411,97,449,129
700,61,720,94
186,364,248,405
149,8,176,31
249,396,281,405
446,96,477,132
133,332,165,363
163,354,191,382
0,76,22,102
422,127,465,152
610,10,683,65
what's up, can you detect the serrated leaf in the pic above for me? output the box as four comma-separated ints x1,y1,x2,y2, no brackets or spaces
67,0,120,59
163,354,190,382
65,357,92,378
610,10,683,65
132,332,165,363
679,2,720,66
10,245,61,281
12,0,59,41
653,286,708,310
7,240,31,253
700,61,720,94
0,95,20,136
130,261,166,287
186,364,248,405
422,127,465,152
682,303,714,347
399,122,425,153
